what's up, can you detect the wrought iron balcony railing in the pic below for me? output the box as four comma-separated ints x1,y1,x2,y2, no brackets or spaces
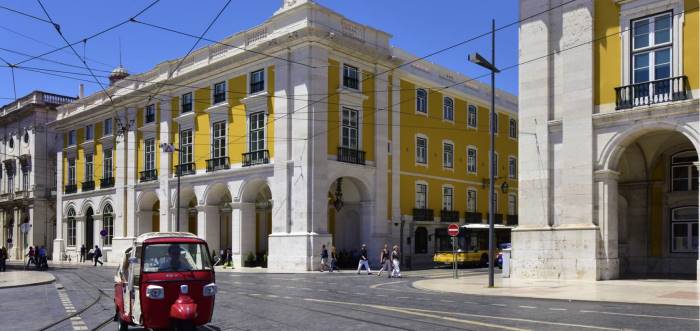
337,147,365,165
100,177,114,189
64,184,77,194
506,215,518,226
206,157,230,172
486,213,504,224
242,150,269,167
615,76,689,110
81,181,95,192
464,212,483,224
440,210,460,223
175,163,196,176
139,169,158,182
413,208,434,222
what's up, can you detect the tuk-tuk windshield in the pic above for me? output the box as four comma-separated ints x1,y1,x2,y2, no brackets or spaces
142,243,212,273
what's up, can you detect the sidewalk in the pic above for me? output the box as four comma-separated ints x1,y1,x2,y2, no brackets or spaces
413,273,699,307
0,270,55,288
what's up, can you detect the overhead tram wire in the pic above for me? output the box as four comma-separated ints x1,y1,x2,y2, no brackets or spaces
0,55,17,100
0,4,53,25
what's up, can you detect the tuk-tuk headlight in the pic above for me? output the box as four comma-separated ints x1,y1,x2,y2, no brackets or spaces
203,283,218,297
146,285,165,300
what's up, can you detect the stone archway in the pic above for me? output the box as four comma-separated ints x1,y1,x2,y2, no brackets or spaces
137,191,160,235
203,183,233,256
327,176,372,261
84,207,94,250
234,178,272,267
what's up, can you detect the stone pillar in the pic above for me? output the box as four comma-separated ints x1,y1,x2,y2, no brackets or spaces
372,66,390,255
594,169,620,280
200,205,220,254
195,206,207,240
695,162,700,282
159,98,173,233
231,203,255,267
111,108,136,265
136,210,153,236
12,207,20,259
0,209,4,250
125,123,137,237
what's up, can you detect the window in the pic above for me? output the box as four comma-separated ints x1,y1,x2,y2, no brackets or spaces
181,92,193,113
416,136,427,164
415,227,428,254
443,142,453,169
491,112,499,134
250,69,265,94
68,158,76,185
468,104,477,128
508,194,517,216
103,118,113,136
671,151,698,192
68,130,76,146
467,147,477,174
509,118,517,138
341,108,359,149
212,121,226,159
144,139,155,171
85,154,93,182
632,13,672,93
21,168,29,192
443,97,454,121
416,88,427,113
492,153,499,177
103,204,114,247
671,207,698,253
415,183,427,209
442,186,453,211
7,172,13,193
67,208,76,247
180,129,193,165
103,149,113,179
145,104,156,124
23,131,29,143
249,112,265,152
85,125,93,141
509,157,517,179
343,64,359,90
213,81,226,104
467,189,477,212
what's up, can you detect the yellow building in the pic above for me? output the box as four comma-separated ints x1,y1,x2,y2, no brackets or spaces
50,0,517,269
515,0,699,280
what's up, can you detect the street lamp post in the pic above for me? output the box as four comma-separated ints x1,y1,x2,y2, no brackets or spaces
161,143,181,232
469,19,500,288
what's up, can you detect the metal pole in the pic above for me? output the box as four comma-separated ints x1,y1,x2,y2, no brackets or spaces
488,19,496,288
176,163,181,232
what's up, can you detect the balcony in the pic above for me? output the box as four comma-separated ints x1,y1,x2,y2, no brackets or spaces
506,215,518,226
464,212,482,224
81,181,95,192
413,208,434,222
100,177,114,189
615,76,689,110
175,163,196,176
440,210,460,223
139,169,158,182
486,213,504,224
206,157,230,172
242,150,269,167
337,147,365,165
64,184,77,194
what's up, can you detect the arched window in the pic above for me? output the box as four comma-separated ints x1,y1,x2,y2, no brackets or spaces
671,151,698,192
443,97,454,121
416,88,427,113
415,227,428,254
671,206,698,253
103,204,114,247
67,207,76,247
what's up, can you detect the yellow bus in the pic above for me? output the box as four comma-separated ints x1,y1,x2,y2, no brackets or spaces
432,224,512,267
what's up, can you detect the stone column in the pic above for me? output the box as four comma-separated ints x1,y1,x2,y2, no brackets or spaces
695,162,700,282
231,203,255,267
125,121,137,238
136,210,153,236
12,207,20,259
195,206,207,240
0,209,4,249
594,169,620,280
159,98,173,233
199,205,220,254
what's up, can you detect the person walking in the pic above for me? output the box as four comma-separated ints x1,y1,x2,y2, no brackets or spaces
390,245,402,278
26,246,35,267
93,245,103,266
376,244,391,277
0,246,6,272
319,244,329,272
330,245,339,272
356,244,372,275
79,244,86,263
38,246,47,270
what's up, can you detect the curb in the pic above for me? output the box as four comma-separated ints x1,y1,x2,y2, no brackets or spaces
0,272,56,289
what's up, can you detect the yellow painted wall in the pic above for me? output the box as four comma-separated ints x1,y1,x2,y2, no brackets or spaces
228,75,247,164
267,65,275,159
593,0,621,106
171,97,180,166
327,59,340,156
362,71,375,162
194,88,211,170
76,127,84,186
93,122,102,183
684,0,699,90
136,107,144,174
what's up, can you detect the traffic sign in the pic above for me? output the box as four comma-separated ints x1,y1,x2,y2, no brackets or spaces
100,229,108,237
448,223,459,237
20,223,32,234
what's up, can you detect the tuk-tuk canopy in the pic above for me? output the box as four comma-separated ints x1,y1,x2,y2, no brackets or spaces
135,232,200,245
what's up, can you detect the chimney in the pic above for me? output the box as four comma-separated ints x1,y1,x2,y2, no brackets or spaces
79,84,84,99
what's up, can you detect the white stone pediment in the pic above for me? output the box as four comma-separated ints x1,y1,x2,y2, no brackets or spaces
205,102,230,123
241,92,269,114
336,87,368,109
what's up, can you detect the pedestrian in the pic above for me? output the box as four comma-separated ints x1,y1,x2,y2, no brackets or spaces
79,244,86,263
225,248,233,267
356,243,372,275
93,245,103,266
330,245,339,272
38,246,47,270
0,246,6,272
319,244,329,272
376,243,391,277
26,246,35,267
390,245,401,278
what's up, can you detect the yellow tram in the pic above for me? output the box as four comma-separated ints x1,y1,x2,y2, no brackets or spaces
432,224,512,266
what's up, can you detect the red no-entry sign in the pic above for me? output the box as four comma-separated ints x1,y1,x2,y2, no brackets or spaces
448,223,460,237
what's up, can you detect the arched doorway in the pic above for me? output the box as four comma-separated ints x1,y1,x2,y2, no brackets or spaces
328,177,369,260
204,183,233,255
175,188,197,235
84,207,94,249
614,130,698,278
137,192,160,235
236,179,272,267
254,186,272,257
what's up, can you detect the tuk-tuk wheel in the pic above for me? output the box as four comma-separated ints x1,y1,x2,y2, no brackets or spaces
116,318,128,331
173,320,195,331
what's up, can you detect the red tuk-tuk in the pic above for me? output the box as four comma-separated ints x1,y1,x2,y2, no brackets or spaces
114,232,217,331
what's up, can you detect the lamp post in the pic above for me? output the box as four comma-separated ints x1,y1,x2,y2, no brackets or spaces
469,19,499,288
161,143,181,232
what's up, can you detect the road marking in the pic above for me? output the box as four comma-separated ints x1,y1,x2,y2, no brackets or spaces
518,306,536,309
491,303,507,307
301,288,312,291
267,295,279,298
463,301,478,304
397,296,409,299
440,300,455,303
376,294,387,297
549,308,567,311
579,310,698,321
318,289,328,292
302,298,527,331
55,283,88,331
369,280,405,289
287,286,296,289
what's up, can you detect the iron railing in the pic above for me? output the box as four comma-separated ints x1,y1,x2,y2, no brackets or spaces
81,181,95,191
486,213,504,224
175,163,196,176
242,150,269,167
413,208,434,222
506,215,518,226
464,212,483,224
615,76,689,110
64,184,77,194
440,210,460,223
139,169,158,182
337,147,365,165
100,177,114,189
206,157,230,172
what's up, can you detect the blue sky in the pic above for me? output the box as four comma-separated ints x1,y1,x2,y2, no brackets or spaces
0,0,519,103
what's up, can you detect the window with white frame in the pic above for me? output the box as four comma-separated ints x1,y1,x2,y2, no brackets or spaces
443,142,453,169
103,204,114,247
467,147,477,174
213,81,226,104
103,118,113,136
509,118,517,138
631,12,672,91
416,88,427,114
341,108,359,149
144,138,155,171
103,148,112,179
671,151,698,192
67,130,76,146
442,186,453,211
249,112,265,152
415,183,427,209
508,194,517,215
22,167,29,192
85,125,93,141
443,97,454,121
343,64,359,90
68,158,76,185
468,104,477,128
145,104,156,124
509,156,517,179
181,92,193,113
250,69,265,94
416,136,427,164
212,121,226,158
671,206,698,253
85,154,93,182
66,208,76,246
467,189,477,212
7,171,13,193
179,129,193,165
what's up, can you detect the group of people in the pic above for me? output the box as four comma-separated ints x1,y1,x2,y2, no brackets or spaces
318,243,402,278
25,246,49,270
79,244,103,266
214,248,233,267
